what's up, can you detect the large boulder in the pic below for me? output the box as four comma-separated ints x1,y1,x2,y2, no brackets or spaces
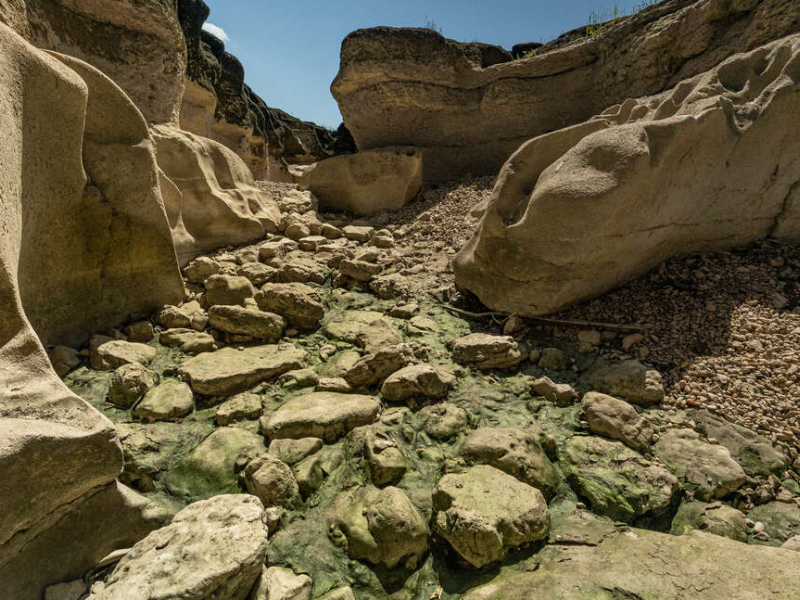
454,34,800,316
432,465,550,568
461,528,800,599
87,494,268,600
333,1,800,182
0,27,182,600
151,125,282,266
296,148,422,214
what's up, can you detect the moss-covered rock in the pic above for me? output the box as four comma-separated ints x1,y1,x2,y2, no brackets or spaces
670,500,748,542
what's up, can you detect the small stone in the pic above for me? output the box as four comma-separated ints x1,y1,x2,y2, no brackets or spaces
90,336,156,371
451,333,522,370
160,328,216,354
538,347,568,371
622,333,645,351
531,376,577,406
204,274,255,307
342,225,374,242
132,380,194,423
215,392,263,426
107,363,157,408
48,345,83,378
124,321,156,343
243,454,301,509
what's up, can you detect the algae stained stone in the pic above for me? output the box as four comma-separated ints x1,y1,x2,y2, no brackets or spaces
264,392,381,442
178,343,308,396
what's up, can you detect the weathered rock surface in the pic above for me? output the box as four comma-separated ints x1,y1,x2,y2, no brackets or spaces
296,148,422,214
461,528,800,599
330,485,428,568
582,392,654,452
418,403,468,440
561,435,680,524
530,376,576,407
323,310,403,353
344,343,416,387
166,427,265,499
250,566,312,600
87,494,267,600
204,274,256,307
433,465,549,567
333,2,800,182
451,333,522,370
256,283,325,329
265,392,381,442
178,344,308,396
159,328,216,354
655,429,746,500
107,364,158,409
152,125,281,265
209,305,286,341
586,360,665,406
454,34,800,316
132,380,194,423
216,392,263,426
460,427,559,499
380,363,455,402
89,337,157,371
747,501,800,546
243,454,301,509
670,500,748,542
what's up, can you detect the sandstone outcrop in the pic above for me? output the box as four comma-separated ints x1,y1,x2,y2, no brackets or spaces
333,0,800,182
454,34,800,316
152,125,283,265
295,148,422,214
20,0,186,124
0,25,182,599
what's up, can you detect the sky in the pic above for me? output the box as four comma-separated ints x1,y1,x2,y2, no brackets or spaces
203,0,653,129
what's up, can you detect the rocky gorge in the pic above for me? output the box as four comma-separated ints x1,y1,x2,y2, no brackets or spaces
1,1,800,599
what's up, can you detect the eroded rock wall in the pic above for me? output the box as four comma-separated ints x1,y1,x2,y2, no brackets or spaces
454,34,800,316
332,0,800,182
0,24,182,598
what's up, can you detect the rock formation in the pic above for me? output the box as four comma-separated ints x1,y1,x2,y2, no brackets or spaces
454,34,800,316
151,125,282,265
0,24,182,599
332,0,800,182
177,0,355,179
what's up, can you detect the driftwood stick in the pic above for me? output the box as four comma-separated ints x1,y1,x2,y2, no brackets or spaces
438,304,646,332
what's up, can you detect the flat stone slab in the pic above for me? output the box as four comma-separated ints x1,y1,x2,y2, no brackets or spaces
178,343,308,396
264,392,381,442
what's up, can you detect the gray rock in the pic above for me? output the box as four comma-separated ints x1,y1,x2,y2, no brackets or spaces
243,454,301,509
330,485,428,568
215,392,263,426
747,502,800,546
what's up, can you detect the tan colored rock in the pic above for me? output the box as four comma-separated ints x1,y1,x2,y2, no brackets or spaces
381,363,455,402
159,328,216,355
297,148,422,214
87,495,267,600
255,283,325,329
582,392,654,452
344,343,417,387
0,29,181,599
587,360,664,406
204,274,256,307
215,392,262,426
132,380,194,423
265,392,381,442
178,343,308,396
89,336,157,371
107,364,158,409
208,305,285,341
333,2,800,182
451,333,522,370
454,34,800,315
243,454,301,509
323,310,403,353
22,0,186,124
152,125,281,266
531,376,576,406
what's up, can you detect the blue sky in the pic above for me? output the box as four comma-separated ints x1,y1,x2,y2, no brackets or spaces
204,0,653,128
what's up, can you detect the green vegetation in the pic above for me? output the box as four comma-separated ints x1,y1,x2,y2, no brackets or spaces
423,15,443,36
585,0,661,37
514,48,539,60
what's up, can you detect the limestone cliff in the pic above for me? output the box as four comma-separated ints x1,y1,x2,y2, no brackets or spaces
332,0,800,182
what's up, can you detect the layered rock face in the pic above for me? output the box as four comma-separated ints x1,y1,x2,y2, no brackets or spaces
20,0,186,124
0,24,182,599
454,34,800,316
178,0,355,179
332,0,800,182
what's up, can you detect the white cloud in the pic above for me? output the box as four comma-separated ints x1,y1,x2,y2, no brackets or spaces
202,22,230,42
